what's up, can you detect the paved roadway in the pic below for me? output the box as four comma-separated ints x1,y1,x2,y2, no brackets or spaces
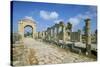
21,38,96,65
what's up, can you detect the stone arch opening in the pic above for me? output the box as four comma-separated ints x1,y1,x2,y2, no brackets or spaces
24,25,33,38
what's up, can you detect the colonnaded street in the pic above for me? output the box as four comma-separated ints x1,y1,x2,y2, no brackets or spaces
13,38,96,66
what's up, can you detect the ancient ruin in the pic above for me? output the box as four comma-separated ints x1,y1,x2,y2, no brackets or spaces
18,19,36,40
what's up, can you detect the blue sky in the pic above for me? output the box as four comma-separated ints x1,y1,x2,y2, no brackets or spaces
12,1,97,33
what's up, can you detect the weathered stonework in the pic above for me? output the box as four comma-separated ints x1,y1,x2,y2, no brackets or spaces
70,31,82,42
18,19,36,40
85,18,91,55
41,21,71,43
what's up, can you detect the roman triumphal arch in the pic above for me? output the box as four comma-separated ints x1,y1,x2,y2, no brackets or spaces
18,19,36,40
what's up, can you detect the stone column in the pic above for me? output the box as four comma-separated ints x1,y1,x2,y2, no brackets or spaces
55,24,59,42
85,18,91,56
32,28,34,38
78,29,82,42
44,31,47,40
33,24,36,39
60,21,66,42
65,26,69,41
41,32,43,39
52,26,55,40
56,24,59,35
49,28,52,40
62,24,66,42
49,28,51,41
54,25,57,41
18,21,24,41
46,28,48,40
50,26,54,41
47,27,50,41
37,32,39,38
55,24,58,41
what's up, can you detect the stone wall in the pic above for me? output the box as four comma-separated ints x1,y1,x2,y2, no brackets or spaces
70,32,81,42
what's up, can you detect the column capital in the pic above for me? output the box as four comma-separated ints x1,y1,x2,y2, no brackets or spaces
85,18,91,22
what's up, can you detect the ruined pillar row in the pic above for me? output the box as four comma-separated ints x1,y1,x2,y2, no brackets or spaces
85,18,91,55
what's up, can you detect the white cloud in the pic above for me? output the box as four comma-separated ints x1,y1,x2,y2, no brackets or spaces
68,8,97,31
68,9,97,27
40,10,59,20
24,16,35,21
69,17,80,26
40,11,50,20
50,12,59,19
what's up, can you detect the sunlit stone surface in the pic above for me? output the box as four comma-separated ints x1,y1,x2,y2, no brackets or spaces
13,38,96,66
